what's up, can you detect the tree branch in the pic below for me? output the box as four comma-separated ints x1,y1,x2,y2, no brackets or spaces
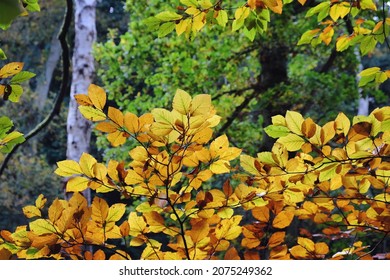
0,0,72,176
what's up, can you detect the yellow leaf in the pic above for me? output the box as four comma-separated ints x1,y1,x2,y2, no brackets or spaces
285,110,304,135
29,219,56,235
91,197,109,224
55,160,82,177
173,89,192,115
107,130,127,147
35,194,47,209
189,220,209,243
79,105,106,121
124,112,139,134
297,237,315,251
0,62,23,78
128,212,146,236
315,242,329,255
22,205,41,218
66,176,90,192
320,121,335,144
217,207,234,219
191,94,211,116
210,134,229,158
335,112,350,135
107,203,126,223
108,106,124,126
125,169,144,185
277,133,305,151
210,160,230,174
87,84,106,110
79,152,97,178
290,245,309,259
176,18,190,36
272,210,294,229
192,11,207,31
329,2,350,22
48,199,64,223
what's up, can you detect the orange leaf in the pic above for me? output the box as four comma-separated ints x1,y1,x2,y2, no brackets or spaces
108,106,124,126
268,231,285,248
88,84,106,110
224,247,241,260
91,197,109,225
272,210,294,229
0,62,23,78
252,206,270,222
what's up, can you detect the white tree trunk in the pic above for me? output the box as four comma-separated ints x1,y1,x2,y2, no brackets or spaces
66,0,96,203
35,29,62,110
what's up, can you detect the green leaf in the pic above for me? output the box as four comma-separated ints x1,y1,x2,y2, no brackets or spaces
10,71,36,83
0,116,13,138
29,219,56,235
232,18,245,32
216,9,228,28
358,75,375,87
0,48,6,60
243,27,256,41
360,35,377,55
0,0,25,30
158,22,176,37
264,125,290,138
155,11,182,22
277,133,306,151
8,84,23,102
359,67,381,77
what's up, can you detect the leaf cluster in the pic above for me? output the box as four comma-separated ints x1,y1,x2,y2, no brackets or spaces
1,87,389,260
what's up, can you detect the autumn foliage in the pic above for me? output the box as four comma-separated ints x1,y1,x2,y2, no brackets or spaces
0,85,389,260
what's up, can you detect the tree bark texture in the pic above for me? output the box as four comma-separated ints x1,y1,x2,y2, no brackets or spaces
66,0,96,203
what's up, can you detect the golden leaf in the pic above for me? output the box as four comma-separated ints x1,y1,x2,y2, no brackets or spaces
29,219,56,235
128,212,147,236
35,194,47,209
79,105,106,122
124,112,139,134
0,62,23,78
290,245,309,259
107,130,127,147
108,106,124,127
66,176,90,192
285,110,304,135
189,220,209,243
54,159,82,177
88,84,106,110
124,169,144,185
74,94,93,106
297,237,315,251
91,197,109,225
263,0,283,14
224,246,240,260
191,94,211,116
22,205,41,218
272,210,294,229
79,152,97,178
268,232,286,248
252,206,269,222
277,133,305,151
107,203,126,223
335,112,350,135
48,199,64,223
95,121,118,133
173,88,192,115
